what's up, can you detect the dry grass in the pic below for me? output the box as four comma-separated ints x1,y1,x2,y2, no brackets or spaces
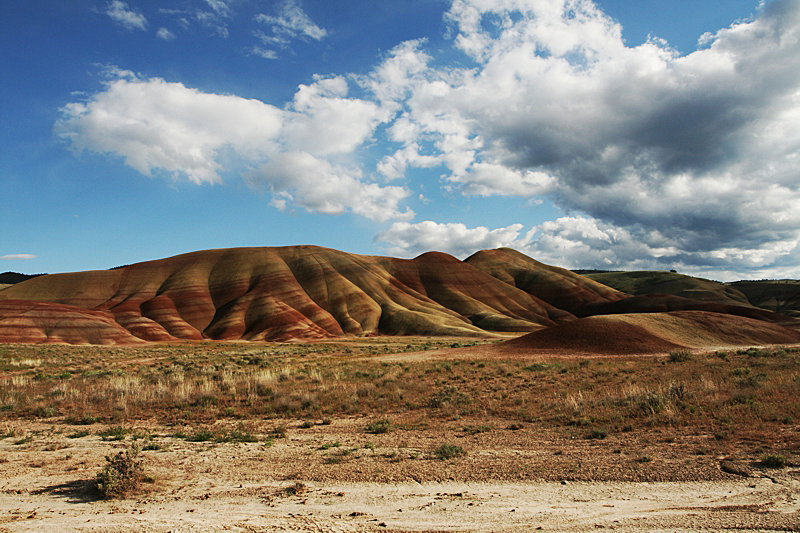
0,341,798,453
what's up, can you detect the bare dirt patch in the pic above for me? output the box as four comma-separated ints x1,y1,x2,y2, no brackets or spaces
1,419,800,532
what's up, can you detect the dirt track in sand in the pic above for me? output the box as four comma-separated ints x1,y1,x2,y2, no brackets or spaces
3,478,800,532
1,419,800,532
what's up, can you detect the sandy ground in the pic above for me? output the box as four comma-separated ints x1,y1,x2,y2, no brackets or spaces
1,419,799,532
2,478,800,532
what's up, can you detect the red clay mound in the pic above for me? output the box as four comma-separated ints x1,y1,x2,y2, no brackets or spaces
0,300,146,345
494,311,800,356
608,311,800,348
498,314,686,355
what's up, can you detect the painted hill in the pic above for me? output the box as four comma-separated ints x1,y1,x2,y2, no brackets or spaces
572,293,796,328
465,248,627,312
0,272,45,285
584,270,752,307
493,311,800,356
729,280,800,318
0,300,146,345
0,246,605,344
2,246,798,347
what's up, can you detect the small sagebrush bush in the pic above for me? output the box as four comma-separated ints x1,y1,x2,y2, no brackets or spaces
638,391,667,415
185,429,215,442
99,426,128,441
434,443,465,460
586,428,608,440
96,443,144,499
365,418,391,434
668,350,692,363
759,453,787,468
463,425,491,435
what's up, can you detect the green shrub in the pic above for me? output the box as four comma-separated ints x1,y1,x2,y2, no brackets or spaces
99,426,128,441
759,454,787,468
587,428,608,440
434,443,465,460
365,419,391,434
185,429,215,442
668,350,692,363
96,443,144,499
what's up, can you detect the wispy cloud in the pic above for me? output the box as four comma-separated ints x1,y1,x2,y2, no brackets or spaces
250,45,278,60
253,0,327,58
156,27,176,41
158,1,231,39
1,254,37,260
105,1,147,31
204,0,230,17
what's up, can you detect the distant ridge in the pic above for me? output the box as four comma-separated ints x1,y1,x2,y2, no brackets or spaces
0,272,45,285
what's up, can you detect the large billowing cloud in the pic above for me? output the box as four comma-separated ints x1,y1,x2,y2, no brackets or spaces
55,68,412,221
376,0,800,276
377,216,799,280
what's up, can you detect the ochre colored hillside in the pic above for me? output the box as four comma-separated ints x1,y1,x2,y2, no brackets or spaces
465,248,627,312
730,280,800,318
0,246,576,344
585,270,753,307
2,246,798,347
493,311,800,356
0,300,145,345
573,293,796,328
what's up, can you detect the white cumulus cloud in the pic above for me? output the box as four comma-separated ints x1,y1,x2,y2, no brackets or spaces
376,221,524,258
371,0,800,275
375,215,800,280
55,68,413,221
0,254,37,261
61,0,800,276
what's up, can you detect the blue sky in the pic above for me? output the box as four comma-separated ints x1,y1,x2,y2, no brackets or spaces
2,0,799,281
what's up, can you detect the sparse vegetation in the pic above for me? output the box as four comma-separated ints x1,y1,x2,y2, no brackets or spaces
365,418,391,434
0,342,798,463
95,443,145,499
668,350,693,363
434,443,465,460
759,453,787,468
99,426,129,441
587,428,608,440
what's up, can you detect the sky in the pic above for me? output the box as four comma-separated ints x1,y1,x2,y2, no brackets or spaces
2,0,800,281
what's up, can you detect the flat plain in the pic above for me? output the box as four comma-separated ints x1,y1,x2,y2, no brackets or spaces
1,337,799,531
